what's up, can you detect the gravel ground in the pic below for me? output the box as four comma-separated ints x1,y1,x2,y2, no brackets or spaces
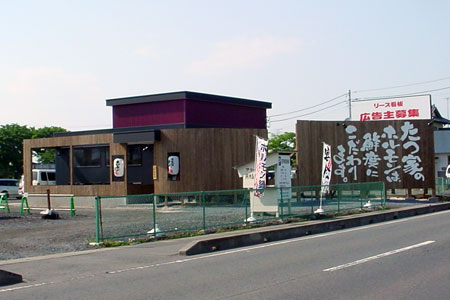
0,198,439,261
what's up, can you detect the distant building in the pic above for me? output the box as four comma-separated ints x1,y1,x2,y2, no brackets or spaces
434,129,450,178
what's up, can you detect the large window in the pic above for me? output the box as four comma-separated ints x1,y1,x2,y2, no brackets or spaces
72,145,110,185
73,147,103,167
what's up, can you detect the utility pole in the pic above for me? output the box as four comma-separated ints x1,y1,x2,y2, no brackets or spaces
348,89,352,120
446,97,450,120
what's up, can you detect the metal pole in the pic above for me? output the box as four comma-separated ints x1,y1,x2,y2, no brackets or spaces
47,189,51,210
70,196,75,216
337,186,341,213
95,196,100,243
153,194,157,238
348,90,352,120
280,187,284,218
244,191,248,224
202,191,206,231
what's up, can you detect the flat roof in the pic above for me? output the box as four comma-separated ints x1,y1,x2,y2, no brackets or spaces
105,91,272,109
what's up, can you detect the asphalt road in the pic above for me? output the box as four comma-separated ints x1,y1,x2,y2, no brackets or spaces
1,210,449,300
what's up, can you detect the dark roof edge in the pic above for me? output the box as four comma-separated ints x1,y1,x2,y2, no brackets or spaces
53,124,185,137
105,91,272,109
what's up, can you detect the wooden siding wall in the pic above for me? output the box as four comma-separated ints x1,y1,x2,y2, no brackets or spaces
153,128,267,193
296,120,435,189
23,134,127,196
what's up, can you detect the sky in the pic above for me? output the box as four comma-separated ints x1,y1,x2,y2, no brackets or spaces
1,0,450,134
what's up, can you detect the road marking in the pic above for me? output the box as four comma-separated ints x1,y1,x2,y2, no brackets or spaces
323,240,435,272
1,210,447,293
0,274,96,293
106,211,449,275
0,282,54,293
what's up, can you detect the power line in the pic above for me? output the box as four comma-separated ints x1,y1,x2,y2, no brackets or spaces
269,93,347,118
353,85,450,101
354,75,450,93
270,101,347,123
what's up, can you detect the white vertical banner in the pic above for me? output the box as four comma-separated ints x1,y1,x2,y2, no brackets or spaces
253,136,268,198
321,142,332,194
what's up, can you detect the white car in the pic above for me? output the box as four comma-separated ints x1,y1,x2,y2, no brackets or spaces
0,178,20,199
18,175,25,196
446,164,450,179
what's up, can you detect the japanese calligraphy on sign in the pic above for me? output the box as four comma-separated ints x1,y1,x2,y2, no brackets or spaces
253,137,268,197
333,121,425,184
296,120,434,190
351,95,431,122
321,143,332,194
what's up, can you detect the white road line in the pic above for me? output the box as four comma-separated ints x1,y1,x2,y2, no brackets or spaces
0,274,96,293
1,210,447,293
106,210,449,275
0,282,54,293
323,240,435,272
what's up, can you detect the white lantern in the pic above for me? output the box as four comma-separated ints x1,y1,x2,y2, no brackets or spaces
113,158,124,177
168,156,179,175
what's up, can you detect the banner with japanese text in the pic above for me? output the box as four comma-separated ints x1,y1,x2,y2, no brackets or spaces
321,143,332,194
253,137,268,198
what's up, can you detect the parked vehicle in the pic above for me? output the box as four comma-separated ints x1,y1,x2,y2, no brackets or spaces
0,178,20,199
18,175,25,196
32,169,56,186
446,164,450,179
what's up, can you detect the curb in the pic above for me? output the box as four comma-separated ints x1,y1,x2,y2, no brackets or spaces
0,270,22,286
179,202,450,256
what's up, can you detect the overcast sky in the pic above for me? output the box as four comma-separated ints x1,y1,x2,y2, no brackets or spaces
1,0,450,134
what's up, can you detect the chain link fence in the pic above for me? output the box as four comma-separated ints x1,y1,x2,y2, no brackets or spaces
94,182,386,243
436,177,450,196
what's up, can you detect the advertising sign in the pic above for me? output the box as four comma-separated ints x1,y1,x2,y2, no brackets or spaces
351,95,431,122
275,154,292,200
295,120,435,190
253,137,268,197
321,143,332,194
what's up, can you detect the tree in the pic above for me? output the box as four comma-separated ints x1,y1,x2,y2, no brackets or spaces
0,124,33,178
32,126,67,139
32,127,67,165
0,124,66,178
268,132,296,152
268,132,297,167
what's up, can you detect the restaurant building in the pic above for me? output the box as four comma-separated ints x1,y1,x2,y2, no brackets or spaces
23,91,271,197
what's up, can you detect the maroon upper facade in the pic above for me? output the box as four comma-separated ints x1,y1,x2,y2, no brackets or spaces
106,91,271,129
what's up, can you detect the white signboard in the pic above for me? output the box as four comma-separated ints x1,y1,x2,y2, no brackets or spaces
351,95,431,122
321,143,332,194
275,154,292,200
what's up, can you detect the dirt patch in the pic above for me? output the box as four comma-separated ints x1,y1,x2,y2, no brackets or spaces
0,206,96,261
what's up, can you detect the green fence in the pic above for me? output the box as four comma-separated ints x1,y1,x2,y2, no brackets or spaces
94,182,386,243
436,178,450,196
